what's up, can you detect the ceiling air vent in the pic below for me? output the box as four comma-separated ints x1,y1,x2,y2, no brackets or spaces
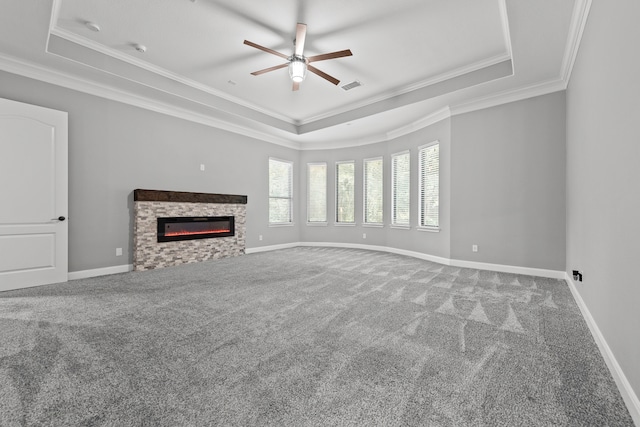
341,80,362,91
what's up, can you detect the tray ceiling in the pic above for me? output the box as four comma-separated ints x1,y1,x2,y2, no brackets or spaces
0,0,582,147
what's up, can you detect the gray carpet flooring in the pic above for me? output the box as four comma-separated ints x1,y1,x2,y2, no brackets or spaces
0,247,634,426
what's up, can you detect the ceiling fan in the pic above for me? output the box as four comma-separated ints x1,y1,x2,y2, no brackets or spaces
244,23,353,91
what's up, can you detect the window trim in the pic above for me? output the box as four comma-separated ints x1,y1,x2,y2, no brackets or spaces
418,141,440,231
335,160,356,224
363,156,384,226
268,157,294,226
306,162,327,225
391,150,411,227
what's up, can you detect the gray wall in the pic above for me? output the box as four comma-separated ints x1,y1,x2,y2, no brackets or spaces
1,70,567,273
299,118,451,259
3,2,638,414
450,93,567,271
566,0,640,401
0,71,300,272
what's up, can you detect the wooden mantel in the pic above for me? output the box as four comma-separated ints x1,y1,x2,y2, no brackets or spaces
133,189,247,205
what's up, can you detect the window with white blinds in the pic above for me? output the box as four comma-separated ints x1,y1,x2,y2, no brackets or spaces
336,161,355,223
268,158,293,224
307,163,327,223
419,142,439,228
391,151,410,226
363,157,383,224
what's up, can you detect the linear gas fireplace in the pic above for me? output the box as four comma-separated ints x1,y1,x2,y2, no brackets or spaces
134,189,247,271
157,216,235,242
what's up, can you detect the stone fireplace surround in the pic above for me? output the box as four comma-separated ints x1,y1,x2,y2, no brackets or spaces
133,189,247,271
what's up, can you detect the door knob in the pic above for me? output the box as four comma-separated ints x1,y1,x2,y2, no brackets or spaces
52,216,66,221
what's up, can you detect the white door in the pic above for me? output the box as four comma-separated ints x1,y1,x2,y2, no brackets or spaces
0,98,68,291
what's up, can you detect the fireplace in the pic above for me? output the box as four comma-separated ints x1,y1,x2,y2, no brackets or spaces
157,216,234,242
134,189,247,271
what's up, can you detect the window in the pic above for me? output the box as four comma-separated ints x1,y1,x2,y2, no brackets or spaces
307,163,327,223
419,142,440,228
391,151,410,226
363,157,383,224
336,161,355,223
269,158,293,224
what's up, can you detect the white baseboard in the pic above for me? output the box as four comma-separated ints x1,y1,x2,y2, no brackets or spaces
68,264,133,281
245,242,300,254
565,273,640,426
296,242,453,266
450,258,565,279
70,245,563,281
247,242,564,279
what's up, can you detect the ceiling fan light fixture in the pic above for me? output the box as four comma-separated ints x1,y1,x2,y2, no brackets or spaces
288,56,307,83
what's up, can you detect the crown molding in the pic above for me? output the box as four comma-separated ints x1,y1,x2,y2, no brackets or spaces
0,53,299,150
297,107,451,151
297,133,389,151
48,24,510,135
299,52,512,126
1,0,592,152
450,78,566,117
48,2,294,126
302,77,567,152
47,0,61,49
48,0,508,130
1,0,591,151
300,77,573,150
560,0,592,84
498,0,514,62
386,107,451,141
299,0,513,127
0,50,568,153
48,24,508,138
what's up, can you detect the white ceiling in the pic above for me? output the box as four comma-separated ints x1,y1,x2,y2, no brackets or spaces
0,0,583,148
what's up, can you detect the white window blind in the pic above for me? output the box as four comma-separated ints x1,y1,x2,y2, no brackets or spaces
336,161,355,223
364,157,383,224
391,151,410,226
269,158,293,224
419,142,439,228
307,163,327,223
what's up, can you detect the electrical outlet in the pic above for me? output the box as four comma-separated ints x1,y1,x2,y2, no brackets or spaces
363,233,367,239
472,244,478,252
116,247,123,256
259,235,263,241
200,164,205,171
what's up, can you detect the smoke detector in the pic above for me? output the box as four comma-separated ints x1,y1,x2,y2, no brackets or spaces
133,43,147,53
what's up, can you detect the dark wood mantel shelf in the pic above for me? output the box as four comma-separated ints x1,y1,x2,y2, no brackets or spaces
134,189,247,204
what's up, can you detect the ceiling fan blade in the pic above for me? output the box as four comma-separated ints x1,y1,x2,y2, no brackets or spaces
294,23,307,57
307,65,340,85
250,63,289,76
292,81,300,91
243,40,289,60
307,49,353,63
